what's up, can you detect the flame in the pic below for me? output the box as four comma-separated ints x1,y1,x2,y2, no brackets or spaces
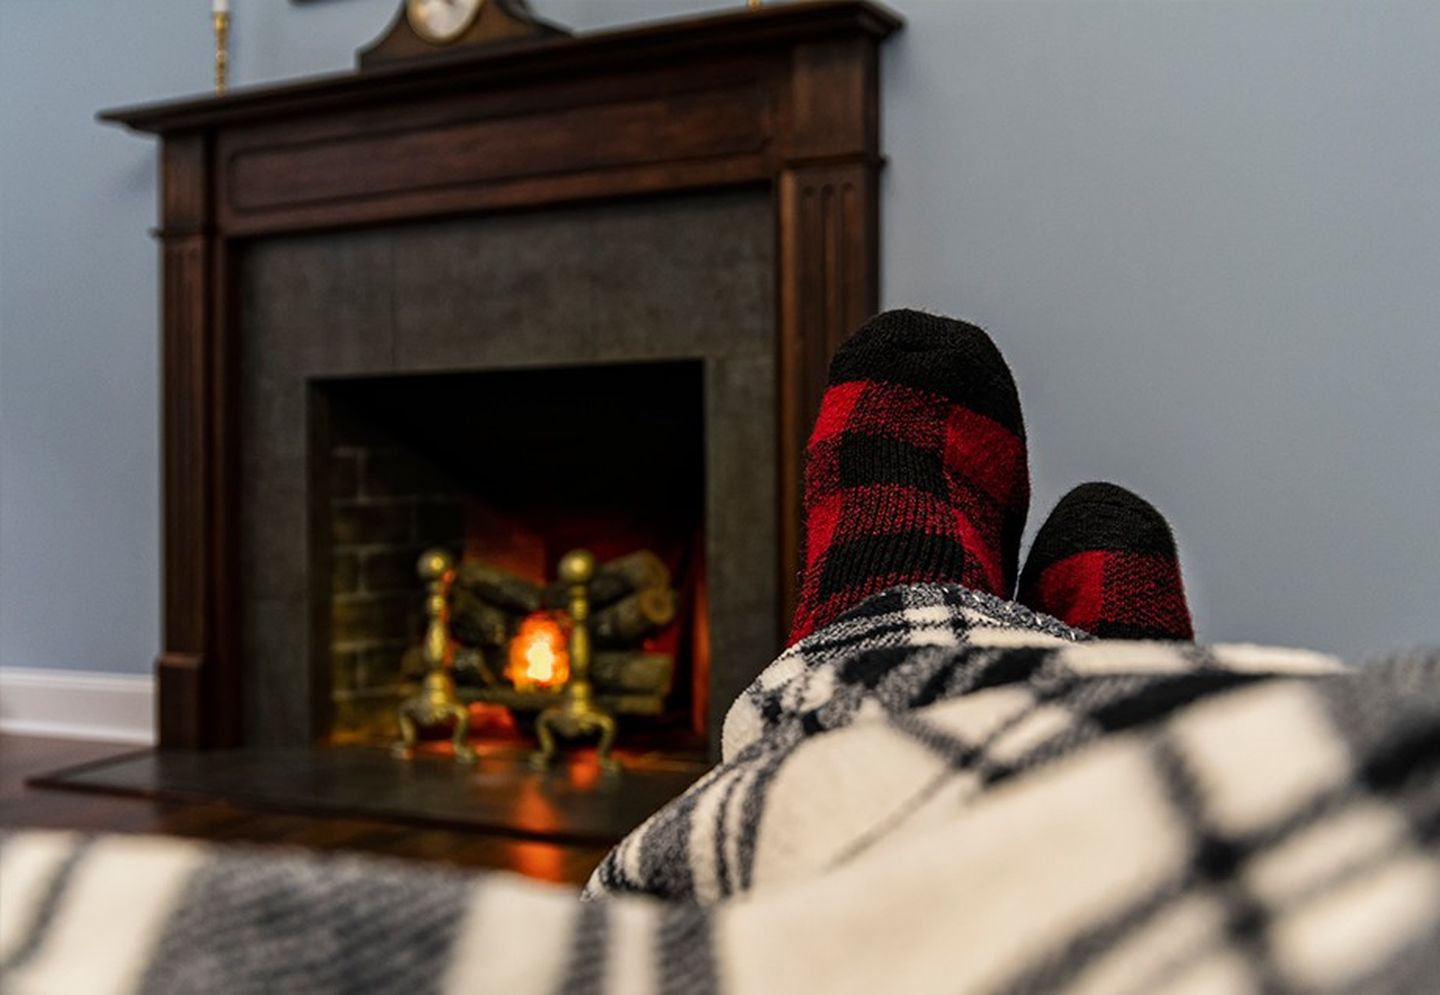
525,636,557,684
508,613,570,692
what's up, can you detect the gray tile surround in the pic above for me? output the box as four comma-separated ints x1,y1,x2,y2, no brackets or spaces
240,190,777,749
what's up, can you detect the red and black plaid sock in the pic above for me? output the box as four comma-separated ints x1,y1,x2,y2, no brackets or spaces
1018,482,1194,641
788,309,1029,643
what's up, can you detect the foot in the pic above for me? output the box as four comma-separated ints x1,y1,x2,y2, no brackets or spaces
1018,482,1194,640
789,309,1029,643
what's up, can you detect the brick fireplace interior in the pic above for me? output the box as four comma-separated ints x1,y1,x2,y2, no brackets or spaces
315,360,708,750
240,191,777,756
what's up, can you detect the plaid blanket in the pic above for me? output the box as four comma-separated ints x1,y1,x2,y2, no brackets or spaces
5,583,1440,994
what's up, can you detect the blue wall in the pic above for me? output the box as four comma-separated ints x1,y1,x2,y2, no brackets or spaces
2,0,1436,677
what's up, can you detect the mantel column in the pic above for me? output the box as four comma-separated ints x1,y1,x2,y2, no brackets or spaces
776,36,884,625
155,131,239,748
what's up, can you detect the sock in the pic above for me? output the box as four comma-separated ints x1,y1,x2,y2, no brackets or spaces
1018,482,1194,640
789,309,1029,643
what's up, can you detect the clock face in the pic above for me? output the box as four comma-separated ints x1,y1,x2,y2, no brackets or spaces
407,0,485,44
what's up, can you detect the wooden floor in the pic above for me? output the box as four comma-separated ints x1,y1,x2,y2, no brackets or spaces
0,734,610,885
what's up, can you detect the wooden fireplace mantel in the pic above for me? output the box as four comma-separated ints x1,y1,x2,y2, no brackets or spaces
102,0,901,749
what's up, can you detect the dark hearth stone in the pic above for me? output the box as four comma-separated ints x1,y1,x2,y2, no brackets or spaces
33,747,704,847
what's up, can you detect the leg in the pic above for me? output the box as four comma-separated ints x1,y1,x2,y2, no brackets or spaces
1019,482,1194,641
593,713,619,774
392,708,418,760
447,703,477,763
530,710,559,770
789,309,1030,643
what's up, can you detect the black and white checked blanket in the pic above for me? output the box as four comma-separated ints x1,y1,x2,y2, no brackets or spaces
5,583,1440,994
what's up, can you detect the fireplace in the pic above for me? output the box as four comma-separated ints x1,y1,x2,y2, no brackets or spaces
314,360,710,749
101,1,900,756
240,192,775,755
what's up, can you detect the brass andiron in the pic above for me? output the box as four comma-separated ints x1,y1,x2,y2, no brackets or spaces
393,549,476,763
532,550,620,773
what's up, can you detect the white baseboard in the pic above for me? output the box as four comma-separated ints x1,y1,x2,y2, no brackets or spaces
0,667,155,745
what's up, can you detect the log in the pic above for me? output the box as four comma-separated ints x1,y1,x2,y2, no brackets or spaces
455,561,541,614
590,587,677,647
591,652,674,695
543,550,671,608
454,646,501,688
592,550,671,605
450,587,513,647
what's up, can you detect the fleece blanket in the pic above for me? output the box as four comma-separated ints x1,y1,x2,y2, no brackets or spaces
4,583,1440,994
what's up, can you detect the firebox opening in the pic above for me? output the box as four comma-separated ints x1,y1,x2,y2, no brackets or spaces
311,360,708,754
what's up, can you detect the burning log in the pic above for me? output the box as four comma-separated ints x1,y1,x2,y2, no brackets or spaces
454,561,541,615
543,550,671,609
590,587,676,647
454,646,501,688
427,547,688,750
591,652,674,696
439,550,681,721
450,587,511,648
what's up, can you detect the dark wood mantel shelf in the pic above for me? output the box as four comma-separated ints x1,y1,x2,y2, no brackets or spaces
100,1,900,134
103,0,901,750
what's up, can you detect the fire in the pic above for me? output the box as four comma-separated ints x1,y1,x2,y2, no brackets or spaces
525,637,558,683
508,613,570,692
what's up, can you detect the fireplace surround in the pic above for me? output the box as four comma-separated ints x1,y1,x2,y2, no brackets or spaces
243,193,769,750
101,1,901,754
